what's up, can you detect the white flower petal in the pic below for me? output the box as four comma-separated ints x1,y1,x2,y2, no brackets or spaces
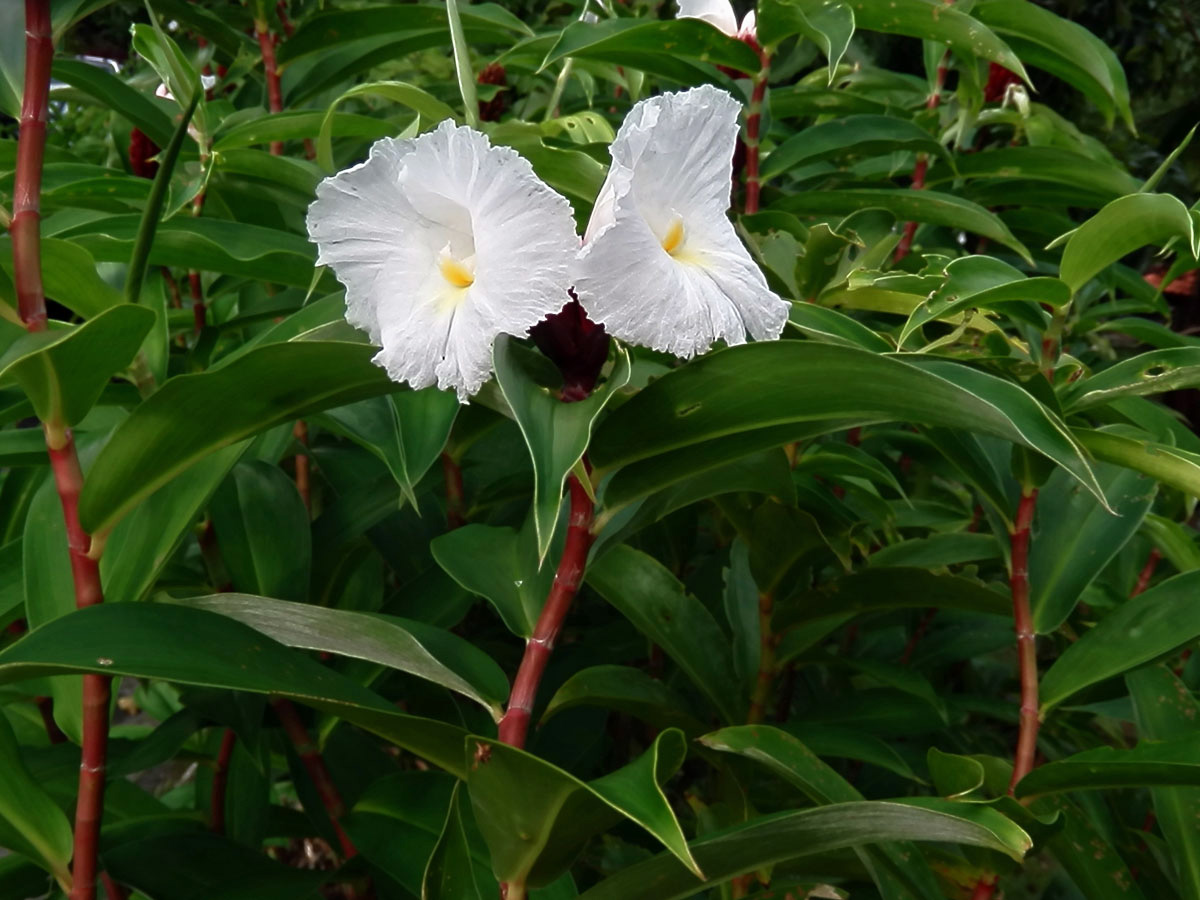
738,9,757,39
675,0,738,36
574,85,789,358
306,120,578,401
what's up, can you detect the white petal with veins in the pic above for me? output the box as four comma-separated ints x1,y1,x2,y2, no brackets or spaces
306,121,578,400
675,0,738,36
574,85,789,358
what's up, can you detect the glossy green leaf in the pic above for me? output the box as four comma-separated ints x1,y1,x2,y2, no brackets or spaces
1063,348,1200,411
869,533,1002,568
494,337,631,561
542,665,709,736
0,304,153,427
1040,570,1200,711
1074,428,1200,499
0,715,72,887
590,342,1102,506
315,80,458,172
577,800,1030,900
1140,514,1200,574
787,303,893,352
213,111,394,153
587,545,743,724
1056,194,1196,294
849,0,1029,84
51,58,175,146
423,782,487,900
1128,666,1200,900
467,730,701,887
764,116,945,181
780,189,1031,261
0,236,123,320
1030,461,1157,633
542,18,760,80
0,603,469,776
939,147,1139,200
209,460,311,602
78,340,397,539
172,592,507,718
1016,735,1200,799
758,0,854,79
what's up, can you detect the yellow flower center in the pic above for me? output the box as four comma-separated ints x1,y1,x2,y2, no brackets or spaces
440,254,476,288
661,216,685,256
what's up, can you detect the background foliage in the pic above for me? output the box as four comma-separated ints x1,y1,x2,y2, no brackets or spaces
2,0,1200,899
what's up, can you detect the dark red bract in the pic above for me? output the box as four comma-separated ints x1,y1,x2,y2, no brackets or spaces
528,295,610,402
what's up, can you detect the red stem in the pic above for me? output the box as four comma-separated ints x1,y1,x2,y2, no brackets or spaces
497,474,595,748
256,18,284,156
100,873,128,900
1008,487,1039,794
969,874,996,900
743,48,771,215
13,0,52,331
292,420,310,513
15,8,112,897
1131,548,1161,597
272,697,357,859
36,695,68,744
893,35,951,264
210,728,237,834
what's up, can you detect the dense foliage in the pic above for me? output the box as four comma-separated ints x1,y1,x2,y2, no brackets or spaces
2,1,1200,899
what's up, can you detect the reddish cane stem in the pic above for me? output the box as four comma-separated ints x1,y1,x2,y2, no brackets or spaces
210,728,237,834
292,420,310,513
272,697,357,859
255,19,285,156
442,452,466,529
15,8,113,897
1008,487,1040,794
1131,548,1162,597
743,48,770,215
497,474,595,748
746,592,777,724
100,873,128,900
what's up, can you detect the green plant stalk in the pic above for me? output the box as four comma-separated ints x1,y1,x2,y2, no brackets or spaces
446,0,479,128
743,47,770,215
1007,486,1040,794
14,4,113,898
124,91,199,307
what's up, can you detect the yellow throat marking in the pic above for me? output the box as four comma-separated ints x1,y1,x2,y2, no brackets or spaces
440,255,475,288
661,217,685,256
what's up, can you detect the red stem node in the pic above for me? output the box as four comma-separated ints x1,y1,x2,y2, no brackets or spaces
255,19,284,156
1008,487,1040,795
497,474,595,748
742,48,771,215
14,0,52,331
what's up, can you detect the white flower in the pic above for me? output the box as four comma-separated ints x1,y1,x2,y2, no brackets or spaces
306,121,579,400
676,0,757,40
572,85,788,358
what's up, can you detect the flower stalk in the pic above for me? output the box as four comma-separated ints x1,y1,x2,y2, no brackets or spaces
1007,486,1039,794
497,472,595,748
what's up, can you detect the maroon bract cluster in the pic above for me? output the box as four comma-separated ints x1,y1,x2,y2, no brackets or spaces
477,62,509,122
528,296,610,402
128,127,159,179
984,63,1021,103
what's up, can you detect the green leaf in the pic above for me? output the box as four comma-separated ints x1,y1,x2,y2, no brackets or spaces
129,21,208,139
423,783,486,900
541,18,760,81
576,800,1030,900
542,665,709,736
494,337,631,562
764,116,945,181
431,522,554,639
59,216,318,287
172,593,507,718
587,545,744,725
0,603,469,776
213,111,394,153
209,460,311,602
849,0,1029,85
1063,348,1200,412
1030,462,1157,633
940,147,1139,201
0,715,72,887
779,189,1032,262
466,730,701,887
787,303,894,353
1056,194,1196,294
590,342,1102,508
1127,666,1200,900
1040,570,1200,712
869,533,1002,568
1015,735,1200,799
78,340,397,540
758,0,855,80
0,304,154,428
51,58,175,147
973,0,1132,130
315,80,459,172
1073,428,1200,499
1140,514,1200,574
0,236,123,319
